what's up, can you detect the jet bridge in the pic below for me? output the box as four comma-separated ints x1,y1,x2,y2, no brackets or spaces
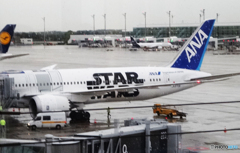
0,75,17,109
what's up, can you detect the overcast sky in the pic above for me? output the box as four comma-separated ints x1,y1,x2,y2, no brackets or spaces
0,0,239,32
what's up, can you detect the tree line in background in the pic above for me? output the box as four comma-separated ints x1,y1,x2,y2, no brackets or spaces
13,30,132,44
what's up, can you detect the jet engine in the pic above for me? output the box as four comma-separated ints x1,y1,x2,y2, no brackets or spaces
29,95,69,118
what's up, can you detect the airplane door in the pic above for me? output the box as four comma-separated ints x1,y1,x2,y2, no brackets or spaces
48,70,63,91
163,73,170,83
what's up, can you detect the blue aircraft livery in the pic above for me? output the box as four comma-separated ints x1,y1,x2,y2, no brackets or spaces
0,24,16,53
170,19,215,70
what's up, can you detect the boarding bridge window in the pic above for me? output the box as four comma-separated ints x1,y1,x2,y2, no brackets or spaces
35,116,41,121
43,116,51,120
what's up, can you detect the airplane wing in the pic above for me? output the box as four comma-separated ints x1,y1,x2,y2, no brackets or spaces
0,53,29,61
189,72,240,81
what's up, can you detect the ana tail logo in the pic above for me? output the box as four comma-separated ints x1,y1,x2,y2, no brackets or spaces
169,19,215,71
0,32,11,45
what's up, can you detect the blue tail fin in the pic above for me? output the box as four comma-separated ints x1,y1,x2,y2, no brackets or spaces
130,36,140,48
168,19,215,70
0,24,16,53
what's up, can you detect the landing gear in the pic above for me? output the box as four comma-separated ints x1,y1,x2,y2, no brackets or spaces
70,110,90,121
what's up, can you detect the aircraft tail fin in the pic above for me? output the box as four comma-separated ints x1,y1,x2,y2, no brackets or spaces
0,24,16,53
168,19,215,70
130,36,140,48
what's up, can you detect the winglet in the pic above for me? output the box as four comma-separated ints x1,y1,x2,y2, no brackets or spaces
0,24,16,53
168,19,215,70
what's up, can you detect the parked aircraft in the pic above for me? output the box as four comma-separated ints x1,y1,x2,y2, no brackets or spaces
130,36,172,51
1,19,239,121
0,24,29,60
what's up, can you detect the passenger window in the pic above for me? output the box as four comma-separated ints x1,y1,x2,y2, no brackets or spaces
33,83,35,86
153,79,155,81
54,83,56,85
26,84,28,87
156,79,158,81
35,116,41,121
159,78,161,81
43,116,51,120
29,84,31,86
36,83,38,86
15,84,17,87
67,82,69,85
80,82,82,84
84,82,85,84
47,83,49,86
77,82,79,84
43,83,45,86
60,82,62,85
150,79,152,82
40,83,42,86
71,82,72,85
22,84,24,87
64,82,66,85
57,82,59,85
19,84,21,87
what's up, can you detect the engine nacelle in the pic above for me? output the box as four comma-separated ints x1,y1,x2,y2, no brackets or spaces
29,95,69,118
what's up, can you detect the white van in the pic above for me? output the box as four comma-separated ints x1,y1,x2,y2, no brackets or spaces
27,112,67,130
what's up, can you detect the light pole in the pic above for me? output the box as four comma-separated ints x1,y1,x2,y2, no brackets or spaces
43,17,45,47
92,14,95,35
216,13,220,22
123,13,126,48
200,14,202,23
142,12,146,37
167,11,171,37
200,9,205,21
103,14,106,36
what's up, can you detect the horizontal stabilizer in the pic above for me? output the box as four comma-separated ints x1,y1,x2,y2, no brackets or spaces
189,72,240,81
0,53,29,60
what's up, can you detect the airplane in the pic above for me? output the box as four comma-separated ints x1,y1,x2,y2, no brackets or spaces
0,24,29,60
130,36,173,51
1,19,240,121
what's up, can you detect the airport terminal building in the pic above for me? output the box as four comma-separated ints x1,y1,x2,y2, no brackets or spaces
133,22,240,38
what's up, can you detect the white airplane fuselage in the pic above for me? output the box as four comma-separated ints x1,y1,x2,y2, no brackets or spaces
3,66,211,107
138,42,172,49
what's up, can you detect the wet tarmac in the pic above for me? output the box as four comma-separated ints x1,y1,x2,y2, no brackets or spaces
2,45,240,152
